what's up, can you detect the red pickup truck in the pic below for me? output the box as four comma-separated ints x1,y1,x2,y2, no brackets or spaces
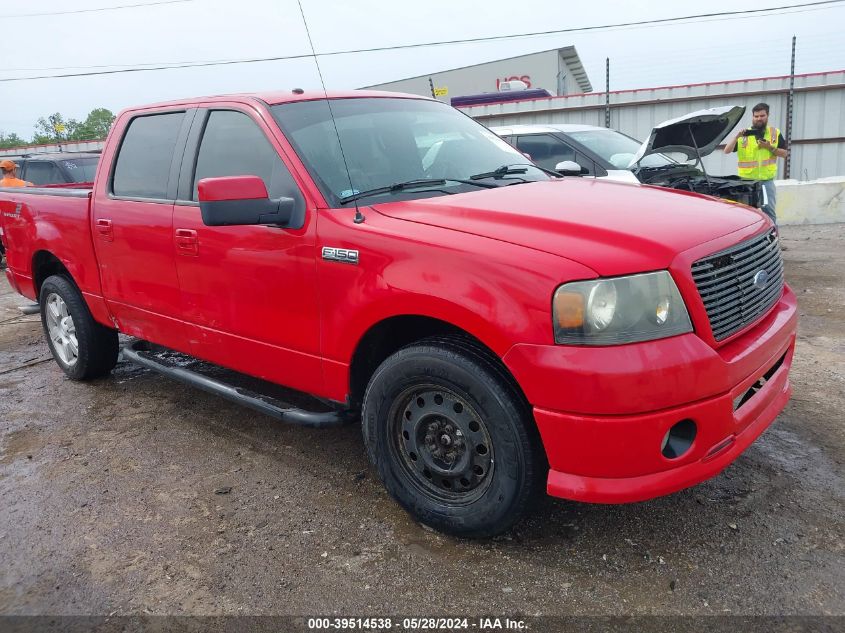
0,90,796,537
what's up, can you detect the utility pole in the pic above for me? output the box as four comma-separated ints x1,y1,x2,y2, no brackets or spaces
785,36,796,179
605,58,611,128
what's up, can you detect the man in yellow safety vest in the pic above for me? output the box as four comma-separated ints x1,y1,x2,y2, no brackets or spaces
723,102,788,223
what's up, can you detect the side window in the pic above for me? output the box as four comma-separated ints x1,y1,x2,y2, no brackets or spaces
574,151,599,176
112,111,185,199
515,134,576,170
24,161,64,185
192,110,300,201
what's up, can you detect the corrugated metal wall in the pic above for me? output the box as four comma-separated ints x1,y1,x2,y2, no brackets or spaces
460,70,845,181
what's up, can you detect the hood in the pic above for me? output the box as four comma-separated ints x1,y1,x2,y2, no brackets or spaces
630,105,745,167
372,179,763,276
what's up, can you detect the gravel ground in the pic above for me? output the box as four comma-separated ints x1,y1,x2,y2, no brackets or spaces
0,224,843,619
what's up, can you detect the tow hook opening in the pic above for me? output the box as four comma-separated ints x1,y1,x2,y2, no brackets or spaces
661,419,697,459
733,351,788,412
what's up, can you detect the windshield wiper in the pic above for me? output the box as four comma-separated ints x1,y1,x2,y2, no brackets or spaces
531,164,564,178
339,178,496,205
470,165,528,180
469,163,559,181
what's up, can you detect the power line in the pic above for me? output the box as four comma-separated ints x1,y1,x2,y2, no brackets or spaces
1,0,843,82
609,41,845,70
8,26,845,74
0,54,315,82
0,0,194,19
314,0,845,56
4,57,237,73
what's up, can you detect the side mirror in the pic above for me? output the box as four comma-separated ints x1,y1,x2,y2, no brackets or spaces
198,176,294,227
555,160,586,177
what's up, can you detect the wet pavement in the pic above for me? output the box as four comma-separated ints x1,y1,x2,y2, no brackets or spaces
0,224,843,617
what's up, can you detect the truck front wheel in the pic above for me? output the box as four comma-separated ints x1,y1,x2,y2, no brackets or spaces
362,338,543,538
39,275,119,380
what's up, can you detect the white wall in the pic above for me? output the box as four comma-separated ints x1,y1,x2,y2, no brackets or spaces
365,49,578,100
776,177,845,225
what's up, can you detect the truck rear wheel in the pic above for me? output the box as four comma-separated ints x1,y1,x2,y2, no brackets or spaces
39,275,119,380
362,338,542,538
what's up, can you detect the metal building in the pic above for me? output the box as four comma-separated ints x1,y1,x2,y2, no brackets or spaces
364,46,593,100
458,69,845,181
0,139,105,158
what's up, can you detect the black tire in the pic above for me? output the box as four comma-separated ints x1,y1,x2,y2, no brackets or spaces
362,337,543,538
39,275,119,380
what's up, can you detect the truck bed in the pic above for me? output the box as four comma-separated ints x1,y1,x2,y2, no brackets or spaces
0,186,101,307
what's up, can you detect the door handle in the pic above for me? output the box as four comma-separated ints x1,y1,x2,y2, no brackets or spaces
175,228,199,256
95,218,113,241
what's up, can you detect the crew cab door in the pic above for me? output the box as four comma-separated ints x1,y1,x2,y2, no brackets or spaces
171,106,322,395
92,109,195,350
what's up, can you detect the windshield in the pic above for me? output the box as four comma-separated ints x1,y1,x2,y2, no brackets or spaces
566,129,676,170
271,98,550,206
60,157,99,182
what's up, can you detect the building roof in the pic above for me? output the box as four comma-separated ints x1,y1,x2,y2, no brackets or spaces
361,46,593,93
558,46,592,93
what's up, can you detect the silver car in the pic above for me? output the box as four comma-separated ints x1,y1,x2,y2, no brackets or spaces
491,107,763,209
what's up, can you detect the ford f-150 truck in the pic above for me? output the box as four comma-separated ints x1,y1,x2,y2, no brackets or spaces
0,90,797,537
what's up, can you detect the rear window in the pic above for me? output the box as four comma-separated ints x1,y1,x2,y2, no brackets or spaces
24,161,64,185
112,112,185,199
60,157,99,183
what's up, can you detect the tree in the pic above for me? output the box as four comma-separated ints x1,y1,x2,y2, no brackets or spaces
31,108,115,144
0,132,27,149
70,108,115,140
33,113,77,144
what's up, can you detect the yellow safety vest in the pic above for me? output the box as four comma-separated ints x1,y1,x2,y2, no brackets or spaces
737,126,779,180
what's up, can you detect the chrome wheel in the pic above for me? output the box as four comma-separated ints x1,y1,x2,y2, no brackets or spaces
45,292,78,367
389,385,494,504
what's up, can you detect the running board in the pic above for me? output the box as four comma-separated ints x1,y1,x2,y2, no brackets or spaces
122,341,353,429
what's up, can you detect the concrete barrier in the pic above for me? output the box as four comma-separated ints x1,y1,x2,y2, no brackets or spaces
776,177,845,225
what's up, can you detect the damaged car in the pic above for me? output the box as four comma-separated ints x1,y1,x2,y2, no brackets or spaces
492,105,763,208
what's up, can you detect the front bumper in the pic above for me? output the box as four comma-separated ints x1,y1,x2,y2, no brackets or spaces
503,285,797,504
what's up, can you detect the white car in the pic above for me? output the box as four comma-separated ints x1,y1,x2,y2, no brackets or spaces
491,123,649,183
492,107,764,208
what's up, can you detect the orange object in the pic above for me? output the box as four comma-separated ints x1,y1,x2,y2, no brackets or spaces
0,176,32,188
554,291,585,329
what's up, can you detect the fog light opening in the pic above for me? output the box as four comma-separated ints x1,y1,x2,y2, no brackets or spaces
661,419,697,459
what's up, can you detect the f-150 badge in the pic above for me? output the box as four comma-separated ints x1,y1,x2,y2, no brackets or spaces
322,246,359,265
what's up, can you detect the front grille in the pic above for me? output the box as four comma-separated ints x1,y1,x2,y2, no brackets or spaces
691,229,784,341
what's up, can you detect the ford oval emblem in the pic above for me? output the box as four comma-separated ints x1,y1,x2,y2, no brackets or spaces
753,269,769,289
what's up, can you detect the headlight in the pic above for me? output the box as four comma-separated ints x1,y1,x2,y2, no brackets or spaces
553,271,692,345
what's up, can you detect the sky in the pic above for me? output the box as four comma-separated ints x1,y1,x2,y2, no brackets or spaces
1,0,844,139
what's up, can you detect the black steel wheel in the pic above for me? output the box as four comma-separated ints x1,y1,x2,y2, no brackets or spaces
362,337,543,538
390,385,495,504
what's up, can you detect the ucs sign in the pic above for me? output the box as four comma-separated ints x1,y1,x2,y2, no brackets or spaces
496,75,531,89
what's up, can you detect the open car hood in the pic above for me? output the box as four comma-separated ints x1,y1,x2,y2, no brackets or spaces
630,105,745,166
